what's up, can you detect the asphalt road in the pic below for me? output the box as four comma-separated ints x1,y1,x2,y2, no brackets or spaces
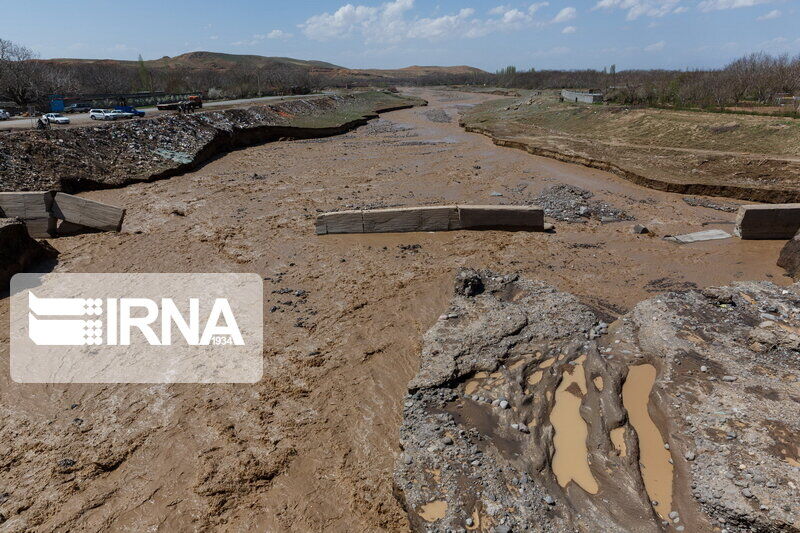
0,93,331,131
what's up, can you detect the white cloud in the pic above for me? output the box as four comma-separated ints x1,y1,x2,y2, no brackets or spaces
232,30,292,46
301,0,553,43
552,6,577,22
562,25,577,33
266,29,293,39
644,40,666,51
593,0,682,20
529,2,550,14
209,35,219,40
756,8,780,19
697,0,771,11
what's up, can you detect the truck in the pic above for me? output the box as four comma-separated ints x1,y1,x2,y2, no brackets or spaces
156,95,203,111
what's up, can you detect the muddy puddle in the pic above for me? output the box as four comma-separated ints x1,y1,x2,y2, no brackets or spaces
622,364,673,518
550,355,599,494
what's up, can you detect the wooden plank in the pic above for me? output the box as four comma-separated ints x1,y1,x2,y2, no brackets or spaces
315,210,363,235
361,206,456,233
0,192,56,238
51,193,125,232
735,204,800,239
457,205,544,230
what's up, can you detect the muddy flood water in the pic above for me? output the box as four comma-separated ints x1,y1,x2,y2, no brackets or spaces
0,88,793,531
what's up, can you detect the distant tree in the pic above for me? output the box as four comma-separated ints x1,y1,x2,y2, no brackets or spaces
137,54,152,93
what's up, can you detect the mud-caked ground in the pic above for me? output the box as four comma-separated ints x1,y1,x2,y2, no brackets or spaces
0,88,794,532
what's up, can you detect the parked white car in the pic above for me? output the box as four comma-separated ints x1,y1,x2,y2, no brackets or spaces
42,113,70,124
0,109,10,120
107,109,134,119
90,109,114,120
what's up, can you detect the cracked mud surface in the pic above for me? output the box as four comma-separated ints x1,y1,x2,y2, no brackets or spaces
0,88,795,532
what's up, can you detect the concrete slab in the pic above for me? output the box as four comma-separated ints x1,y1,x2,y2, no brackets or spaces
735,204,800,240
316,205,547,235
0,191,56,238
665,229,732,244
51,193,125,232
315,210,364,235
361,206,456,233
457,205,544,230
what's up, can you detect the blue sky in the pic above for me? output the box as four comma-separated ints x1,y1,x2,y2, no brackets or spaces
5,0,799,70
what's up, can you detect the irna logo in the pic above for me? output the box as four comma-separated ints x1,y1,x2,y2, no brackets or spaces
28,293,244,346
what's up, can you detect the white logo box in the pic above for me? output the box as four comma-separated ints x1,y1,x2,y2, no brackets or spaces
10,273,263,383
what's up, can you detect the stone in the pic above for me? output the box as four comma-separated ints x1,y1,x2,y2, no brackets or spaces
632,224,649,234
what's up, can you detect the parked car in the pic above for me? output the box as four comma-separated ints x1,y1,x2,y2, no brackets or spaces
114,105,145,117
0,109,10,120
64,103,91,113
107,109,134,120
42,113,70,125
89,109,118,120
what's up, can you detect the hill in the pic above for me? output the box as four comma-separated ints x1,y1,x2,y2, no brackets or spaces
45,51,344,71
43,52,486,78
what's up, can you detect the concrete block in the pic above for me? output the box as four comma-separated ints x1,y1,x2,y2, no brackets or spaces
0,191,57,237
457,205,543,230
735,204,800,239
315,210,363,235
361,206,456,233
51,193,125,232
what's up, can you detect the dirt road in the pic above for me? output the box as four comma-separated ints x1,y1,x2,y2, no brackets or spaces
0,93,331,131
0,88,791,532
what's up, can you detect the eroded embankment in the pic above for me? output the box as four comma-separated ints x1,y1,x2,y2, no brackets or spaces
0,91,424,193
463,123,800,204
395,269,800,532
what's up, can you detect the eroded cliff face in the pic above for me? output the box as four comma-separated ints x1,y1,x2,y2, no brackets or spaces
0,218,57,287
0,91,423,193
395,269,800,532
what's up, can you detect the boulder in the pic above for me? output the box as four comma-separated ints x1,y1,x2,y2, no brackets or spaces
777,229,800,279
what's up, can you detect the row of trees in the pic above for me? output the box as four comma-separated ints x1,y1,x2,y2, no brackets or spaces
2,37,798,112
491,53,800,110
0,39,318,106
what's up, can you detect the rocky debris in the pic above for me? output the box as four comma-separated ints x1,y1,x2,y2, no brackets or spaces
777,230,800,280
395,269,800,532
420,109,452,123
534,184,633,223
632,224,650,234
682,196,738,213
0,218,58,287
0,91,422,193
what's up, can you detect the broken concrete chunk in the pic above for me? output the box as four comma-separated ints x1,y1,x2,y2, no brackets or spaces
51,193,125,233
362,206,456,233
735,203,800,239
0,191,125,236
0,191,57,238
316,205,545,234
458,205,543,230
664,229,731,244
